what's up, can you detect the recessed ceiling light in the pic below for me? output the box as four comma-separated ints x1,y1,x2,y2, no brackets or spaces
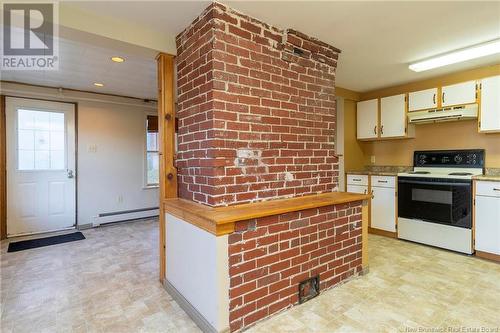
111,56,125,63
409,39,500,72
93,82,104,87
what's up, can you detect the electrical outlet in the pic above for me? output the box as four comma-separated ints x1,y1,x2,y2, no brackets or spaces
370,155,376,164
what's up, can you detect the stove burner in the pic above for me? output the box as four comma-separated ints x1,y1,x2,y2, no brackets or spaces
448,172,473,176
409,171,430,174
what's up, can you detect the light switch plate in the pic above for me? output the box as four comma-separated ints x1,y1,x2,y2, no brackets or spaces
371,155,376,164
87,144,97,153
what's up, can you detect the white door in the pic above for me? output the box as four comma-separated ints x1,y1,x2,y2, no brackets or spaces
371,186,396,232
408,88,437,111
356,99,378,139
479,76,500,132
6,97,76,237
475,196,500,255
380,94,406,138
442,81,477,107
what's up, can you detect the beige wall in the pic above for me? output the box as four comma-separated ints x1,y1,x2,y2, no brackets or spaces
344,64,500,169
343,99,366,171
361,121,500,167
1,82,159,226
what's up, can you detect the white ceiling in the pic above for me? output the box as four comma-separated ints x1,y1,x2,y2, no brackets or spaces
1,28,158,99
2,1,499,98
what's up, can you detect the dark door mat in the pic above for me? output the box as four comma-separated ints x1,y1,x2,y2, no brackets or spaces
8,232,85,252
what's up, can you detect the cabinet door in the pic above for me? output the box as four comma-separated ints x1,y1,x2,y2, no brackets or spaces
408,88,437,111
347,184,368,195
475,196,500,255
479,76,500,132
357,99,378,139
371,186,396,232
442,81,477,107
380,94,406,138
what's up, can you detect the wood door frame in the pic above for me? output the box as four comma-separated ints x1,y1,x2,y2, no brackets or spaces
1,96,78,239
157,53,177,282
1,95,6,239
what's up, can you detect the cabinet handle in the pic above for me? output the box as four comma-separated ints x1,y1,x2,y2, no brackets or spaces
433,93,436,104
380,125,384,135
442,92,445,104
364,189,367,194
378,180,388,183
494,188,500,191
374,125,377,135
353,178,362,181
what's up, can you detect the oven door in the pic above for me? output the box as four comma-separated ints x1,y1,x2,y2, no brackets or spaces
398,177,472,228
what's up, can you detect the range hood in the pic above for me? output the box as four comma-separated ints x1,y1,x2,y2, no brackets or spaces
408,104,478,124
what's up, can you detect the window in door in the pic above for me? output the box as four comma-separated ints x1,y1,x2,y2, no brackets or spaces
17,109,65,170
146,115,159,186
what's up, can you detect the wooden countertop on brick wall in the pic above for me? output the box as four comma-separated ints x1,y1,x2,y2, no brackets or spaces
163,192,370,236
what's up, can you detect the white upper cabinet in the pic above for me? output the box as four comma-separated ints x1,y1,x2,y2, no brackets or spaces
479,75,500,132
357,99,378,140
380,94,406,138
442,81,477,107
408,88,437,111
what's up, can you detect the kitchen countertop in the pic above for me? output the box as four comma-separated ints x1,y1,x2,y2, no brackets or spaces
346,166,412,176
346,170,399,176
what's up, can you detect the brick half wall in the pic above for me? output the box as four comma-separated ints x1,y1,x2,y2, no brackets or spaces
227,201,363,331
176,3,341,206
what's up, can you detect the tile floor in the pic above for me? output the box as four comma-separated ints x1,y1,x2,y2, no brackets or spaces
1,219,499,333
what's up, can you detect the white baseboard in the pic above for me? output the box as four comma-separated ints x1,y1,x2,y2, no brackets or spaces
92,208,159,227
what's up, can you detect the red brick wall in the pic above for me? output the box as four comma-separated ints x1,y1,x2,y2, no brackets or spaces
176,3,341,206
228,202,363,331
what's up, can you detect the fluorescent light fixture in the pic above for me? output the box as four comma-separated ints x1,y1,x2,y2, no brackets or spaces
409,39,500,72
93,82,104,87
111,56,125,63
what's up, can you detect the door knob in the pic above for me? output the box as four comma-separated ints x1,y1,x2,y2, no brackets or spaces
67,169,74,179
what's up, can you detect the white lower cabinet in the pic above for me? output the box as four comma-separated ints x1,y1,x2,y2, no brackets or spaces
371,181,396,233
475,181,500,255
347,174,397,234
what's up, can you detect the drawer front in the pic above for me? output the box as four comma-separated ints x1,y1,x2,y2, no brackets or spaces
347,174,368,186
476,181,500,197
347,184,368,195
371,176,396,188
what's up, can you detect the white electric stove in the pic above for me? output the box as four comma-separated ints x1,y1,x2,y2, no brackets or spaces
397,149,485,254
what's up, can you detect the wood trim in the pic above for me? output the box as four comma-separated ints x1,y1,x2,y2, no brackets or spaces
472,180,476,252
360,63,500,100
157,53,177,282
0,95,6,240
368,227,397,238
475,250,500,263
361,200,369,269
336,86,361,101
164,192,371,236
1,80,157,103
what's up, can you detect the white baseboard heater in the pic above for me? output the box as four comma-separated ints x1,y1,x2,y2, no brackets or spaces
92,207,159,227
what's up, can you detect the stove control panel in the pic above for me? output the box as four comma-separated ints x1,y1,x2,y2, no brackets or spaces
414,149,485,168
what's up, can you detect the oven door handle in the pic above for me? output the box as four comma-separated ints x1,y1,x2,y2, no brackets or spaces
398,179,471,186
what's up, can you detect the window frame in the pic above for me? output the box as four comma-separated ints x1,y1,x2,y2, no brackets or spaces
143,112,160,188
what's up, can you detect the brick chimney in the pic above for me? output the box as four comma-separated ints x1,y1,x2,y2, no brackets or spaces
175,2,341,207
